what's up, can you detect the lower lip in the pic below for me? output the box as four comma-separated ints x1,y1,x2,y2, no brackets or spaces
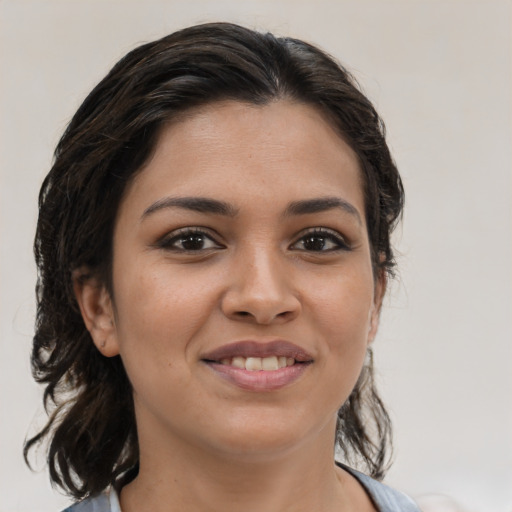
204,362,311,391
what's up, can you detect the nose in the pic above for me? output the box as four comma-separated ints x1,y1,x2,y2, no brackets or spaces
221,249,301,325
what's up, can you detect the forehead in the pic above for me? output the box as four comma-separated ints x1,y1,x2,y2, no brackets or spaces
119,100,365,221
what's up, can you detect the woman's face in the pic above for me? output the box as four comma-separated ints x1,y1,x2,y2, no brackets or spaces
88,100,383,460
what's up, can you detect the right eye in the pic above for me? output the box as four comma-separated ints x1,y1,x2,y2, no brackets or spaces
289,227,351,253
157,228,224,252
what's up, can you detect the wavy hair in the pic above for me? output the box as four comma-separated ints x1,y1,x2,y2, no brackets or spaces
25,22,403,498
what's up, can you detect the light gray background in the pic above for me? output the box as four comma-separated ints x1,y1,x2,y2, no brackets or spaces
1,1,511,511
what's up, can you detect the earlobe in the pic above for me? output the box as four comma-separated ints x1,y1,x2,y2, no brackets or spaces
72,268,120,357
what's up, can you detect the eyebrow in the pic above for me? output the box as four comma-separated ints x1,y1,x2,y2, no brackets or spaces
142,196,239,219
141,195,361,224
284,197,362,224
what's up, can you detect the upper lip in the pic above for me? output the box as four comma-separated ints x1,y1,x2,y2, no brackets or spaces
201,339,314,362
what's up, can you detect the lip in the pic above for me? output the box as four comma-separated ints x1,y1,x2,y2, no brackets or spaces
201,339,314,362
201,339,313,392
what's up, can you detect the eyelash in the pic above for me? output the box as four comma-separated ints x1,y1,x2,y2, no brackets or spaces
290,228,350,253
156,227,350,254
156,228,224,252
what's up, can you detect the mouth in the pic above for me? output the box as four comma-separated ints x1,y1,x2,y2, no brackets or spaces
212,355,298,371
201,340,313,391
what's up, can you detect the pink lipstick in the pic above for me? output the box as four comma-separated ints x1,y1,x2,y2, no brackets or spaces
201,340,313,391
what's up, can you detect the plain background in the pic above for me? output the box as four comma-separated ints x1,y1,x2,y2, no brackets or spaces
1,1,511,511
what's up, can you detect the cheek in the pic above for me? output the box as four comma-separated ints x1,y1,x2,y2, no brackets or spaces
310,270,374,335
307,270,374,375
112,262,217,360
114,265,190,350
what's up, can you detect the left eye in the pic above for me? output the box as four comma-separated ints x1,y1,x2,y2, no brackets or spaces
158,229,222,252
290,229,349,252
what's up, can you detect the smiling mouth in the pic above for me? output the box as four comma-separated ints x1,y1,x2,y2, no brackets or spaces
208,355,299,371
201,340,313,389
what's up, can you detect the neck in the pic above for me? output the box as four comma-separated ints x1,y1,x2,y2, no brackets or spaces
119,419,354,512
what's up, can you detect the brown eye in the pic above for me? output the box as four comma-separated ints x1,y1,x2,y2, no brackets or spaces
158,229,223,252
179,233,209,251
291,229,350,252
302,234,329,251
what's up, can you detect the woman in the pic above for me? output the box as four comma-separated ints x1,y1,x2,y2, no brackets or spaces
25,22,419,511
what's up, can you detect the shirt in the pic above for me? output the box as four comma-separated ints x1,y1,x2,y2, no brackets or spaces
63,465,420,512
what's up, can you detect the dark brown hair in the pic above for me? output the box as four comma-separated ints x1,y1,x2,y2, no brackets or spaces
25,22,403,499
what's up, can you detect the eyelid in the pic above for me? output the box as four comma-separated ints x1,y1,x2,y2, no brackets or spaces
289,227,351,252
155,227,224,251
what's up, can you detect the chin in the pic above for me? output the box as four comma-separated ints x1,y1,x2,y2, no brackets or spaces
205,414,333,461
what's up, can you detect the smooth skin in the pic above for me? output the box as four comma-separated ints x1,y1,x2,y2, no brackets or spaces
75,100,383,511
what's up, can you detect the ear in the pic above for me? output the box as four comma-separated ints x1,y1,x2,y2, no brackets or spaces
367,267,387,345
72,268,120,357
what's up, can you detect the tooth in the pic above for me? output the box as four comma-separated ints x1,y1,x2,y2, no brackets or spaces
223,356,295,371
262,356,279,371
245,357,262,371
232,356,245,369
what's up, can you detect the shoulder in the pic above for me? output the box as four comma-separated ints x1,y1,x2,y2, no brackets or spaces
337,463,421,512
61,488,121,512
